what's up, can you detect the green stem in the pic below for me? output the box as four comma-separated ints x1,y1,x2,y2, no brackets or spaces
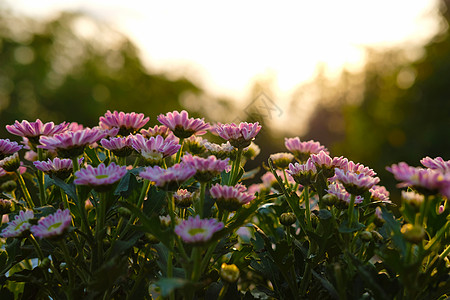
15,170,34,208
96,192,108,266
299,258,311,297
418,195,430,227
175,138,185,164
424,220,450,252
29,235,49,281
71,157,92,238
59,241,75,298
347,194,356,227
229,148,243,185
304,186,312,230
36,148,46,205
196,182,207,217
217,283,229,300
121,180,150,236
190,247,202,282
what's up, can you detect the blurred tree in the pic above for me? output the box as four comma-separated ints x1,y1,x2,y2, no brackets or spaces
301,1,450,195
0,7,204,138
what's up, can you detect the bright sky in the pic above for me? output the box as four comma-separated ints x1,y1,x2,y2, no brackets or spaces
4,0,442,110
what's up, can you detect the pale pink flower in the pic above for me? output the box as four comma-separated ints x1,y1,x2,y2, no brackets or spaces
339,161,377,177
284,137,328,161
270,152,294,169
6,120,68,145
100,136,134,157
99,110,150,136
0,139,23,160
261,170,295,188
39,128,108,158
140,125,173,139
421,156,450,174
335,169,380,195
74,162,127,191
310,151,348,178
0,153,21,172
401,190,424,209
369,185,391,203
139,163,196,191
157,110,210,138
1,210,34,238
203,141,235,160
182,154,229,182
67,122,85,132
173,189,196,208
210,183,256,211
131,134,181,165
30,209,71,239
215,122,261,149
175,215,224,244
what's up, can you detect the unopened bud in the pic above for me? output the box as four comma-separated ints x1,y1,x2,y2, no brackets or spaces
401,224,425,244
0,199,12,215
371,230,383,242
360,231,372,242
280,212,296,226
117,207,131,216
0,153,21,172
0,180,17,192
322,194,337,207
220,263,240,283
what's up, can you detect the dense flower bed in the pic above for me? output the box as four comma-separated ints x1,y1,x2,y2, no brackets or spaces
0,110,449,299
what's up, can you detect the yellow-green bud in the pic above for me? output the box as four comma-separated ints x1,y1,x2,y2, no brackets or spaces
220,263,240,283
280,212,297,226
0,199,12,214
401,224,425,244
371,230,383,242
0,180,17,192
322,194,337,206
360,231,373,242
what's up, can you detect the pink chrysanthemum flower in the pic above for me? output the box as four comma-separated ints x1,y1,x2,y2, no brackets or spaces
182,154,230,182
310,151,348,178
39,128,108,158
157,110,210,138
183,135,206,155
215,122,261,149
326,182,364,208
101,136,134,157
261,170,295,189
0,139,23,160
139,163,196,191
99,110,150,136
243,142,261,161
210,183,256,211
132,134,181,165
401,190,424,210
284,137,328,161
140,125,173,139
335,169,380,196
387,162,445,195
1,210,34,238
175,215,224,244
30,209,71,239
67,122,85,132
369,185,391,203
421,156,450,174
6,120,68,145
286,160,317,186
270,153,294,169
173,189,196,208
74,162,127,192
339,161,377,177
33,157,76,179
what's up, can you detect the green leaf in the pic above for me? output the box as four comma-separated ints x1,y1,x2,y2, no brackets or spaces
110,231,144,257
156,277,189,297
381,207,406,256
89,256,128,292
142,185,166,217
51,177,77,201
311,269,339,299
84,147,102,167
339,220,365,233
114,171,140,198
318,209,332,220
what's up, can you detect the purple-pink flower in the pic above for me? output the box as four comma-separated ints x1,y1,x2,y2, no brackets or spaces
0,139,23,160
286,160,317,186
131,134,181,165
421,156,450,174
369,185,391,203
210,183,256,211
173,189,196,208
139,163,196,191
99,110,150,136
270,152,294,169
310,151,348,178
182,154,230,182
30,209,71,239
335,169,380,195
157,110,210,138
74,162,127,191
140,125,173,139
175,215,224,244
1,210,34,238
6,120,68,145
215,122,261,149
101,136,134,157
284,137,328,161
326,182,364,207
39,128,108,158
34,157,76,179
387,162,445,195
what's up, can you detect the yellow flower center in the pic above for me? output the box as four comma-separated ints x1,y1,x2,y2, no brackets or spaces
188,228,206,235
47,222,62,231
95,174,109,179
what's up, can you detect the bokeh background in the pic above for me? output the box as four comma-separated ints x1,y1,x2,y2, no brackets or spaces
1,0,449,199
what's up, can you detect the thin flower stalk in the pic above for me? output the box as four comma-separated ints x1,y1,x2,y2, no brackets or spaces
15,169,34,208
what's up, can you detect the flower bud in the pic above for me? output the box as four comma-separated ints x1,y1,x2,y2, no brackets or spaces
371,230,383,242
0,153,21,172
360,231,372,242
401,224,425,244
280,212,296,226
220,263,240,283
0,199,12,215
0,180,17,192
322,194,337,207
